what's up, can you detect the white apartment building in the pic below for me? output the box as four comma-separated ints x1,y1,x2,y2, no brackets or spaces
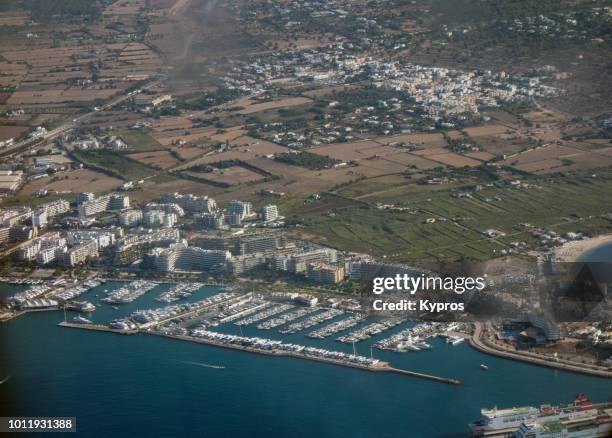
262,205,279,222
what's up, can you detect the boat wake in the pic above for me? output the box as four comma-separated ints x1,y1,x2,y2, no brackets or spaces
0,376,11,385
178,360,225,370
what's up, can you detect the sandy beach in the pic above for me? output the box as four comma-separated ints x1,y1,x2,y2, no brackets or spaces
554,234,612,262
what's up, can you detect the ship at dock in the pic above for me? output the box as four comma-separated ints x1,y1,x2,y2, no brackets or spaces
469,395,612,437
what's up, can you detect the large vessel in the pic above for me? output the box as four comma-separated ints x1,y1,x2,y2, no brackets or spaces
469,395,612,437
514,406,612,437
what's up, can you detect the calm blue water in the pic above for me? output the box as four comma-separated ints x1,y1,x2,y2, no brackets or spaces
579,240,612,262
1,282,611,438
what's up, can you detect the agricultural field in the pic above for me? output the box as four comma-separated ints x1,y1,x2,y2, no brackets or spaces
19,168,123,196
71,150,159,181
291,169,612,266
184,165,265,186
127,150,181,169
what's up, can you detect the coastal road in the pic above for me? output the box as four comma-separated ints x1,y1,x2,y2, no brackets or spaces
470,322,612,378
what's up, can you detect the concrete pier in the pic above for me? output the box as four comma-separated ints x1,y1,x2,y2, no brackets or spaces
58,321,461,385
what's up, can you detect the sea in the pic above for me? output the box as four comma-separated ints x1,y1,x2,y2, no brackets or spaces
0,281,611,438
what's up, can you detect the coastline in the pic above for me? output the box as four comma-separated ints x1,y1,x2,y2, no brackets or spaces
554,234,612,262
470,322,612,379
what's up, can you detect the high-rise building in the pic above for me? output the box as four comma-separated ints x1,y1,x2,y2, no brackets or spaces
149,244,231,272
144,203,185,217
31,208,47,228
262,205,279,222
195,231,284,256
235,232,284,255
36,246,66,265
0,227,10,244
228,200,253,220
119,209,143,227
1,207,32,227
162,193,216,213
63,240,98,266
194,212,226,230
78,194,130,217
76,192,95,205
112,228,181,266
66,230,115,250
16,243,40,261
227,253,267,275
144,210,176,228
10,225,37,242
227,213,242,227
307,263,345,284
39,199,70,218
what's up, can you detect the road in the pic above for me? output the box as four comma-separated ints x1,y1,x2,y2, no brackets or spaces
0,81,161,158
470,322,612,378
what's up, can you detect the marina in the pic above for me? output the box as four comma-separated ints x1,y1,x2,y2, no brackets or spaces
156,283,204,303
234,304,294,326
375,322,453,352
337,318,405,344
307,314,366,339
256,307,318,330
101,280,158,304
279,309,343,334
49,278,104,301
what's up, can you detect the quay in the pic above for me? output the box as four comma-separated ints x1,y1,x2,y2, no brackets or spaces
57,321,461,385
470,322,612,379
58,321,138,335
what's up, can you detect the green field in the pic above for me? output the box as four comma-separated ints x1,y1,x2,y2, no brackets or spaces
289,169,612,266
115,128,164,152
71,150,158,181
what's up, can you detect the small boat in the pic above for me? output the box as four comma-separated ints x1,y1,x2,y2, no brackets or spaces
480,364,489,371
73,316,92,324
112,306,119,310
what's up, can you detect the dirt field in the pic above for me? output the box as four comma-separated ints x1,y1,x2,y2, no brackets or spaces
208,127,248,143
311,141,396,160
0,126,29,142
127,151,181,169
174,138,289,171
168,145,207,160
132,177,223,203
374,132,447,147
185,166,264,185
523,109,571,123
425,152,482,167
502,144,612,174
151,126,217,146
236,97,312,114
463,125,514,137
19,169,123,195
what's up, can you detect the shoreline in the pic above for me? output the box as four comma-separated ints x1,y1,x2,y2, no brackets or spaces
554,234,612,262
470,322,612,379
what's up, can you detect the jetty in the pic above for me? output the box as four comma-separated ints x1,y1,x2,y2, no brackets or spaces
58,321,461,385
